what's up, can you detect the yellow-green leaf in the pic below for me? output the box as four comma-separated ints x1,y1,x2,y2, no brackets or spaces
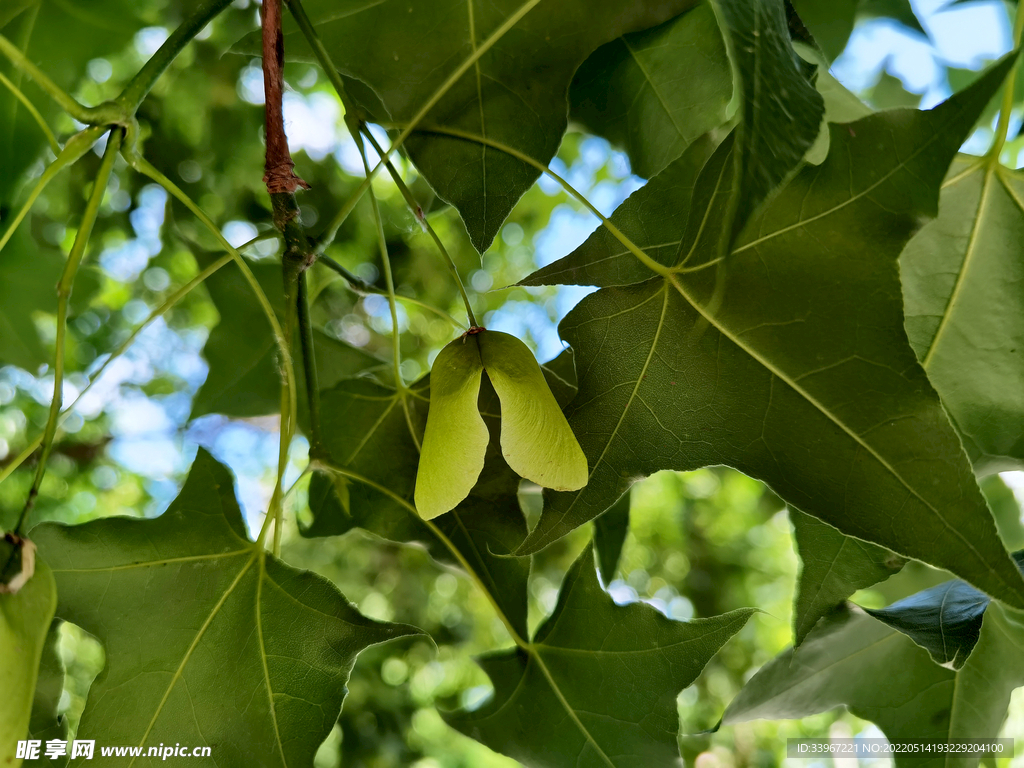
1,554,57,764
479,330,588,493
415,338,489,520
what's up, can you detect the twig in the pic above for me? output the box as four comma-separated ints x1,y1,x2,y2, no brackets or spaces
297,272,323,455
17,129,122,531
256,0,316,554
260,0,308,194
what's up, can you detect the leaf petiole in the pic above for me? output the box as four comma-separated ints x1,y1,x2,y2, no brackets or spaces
9,128,121,552
355,137,422,451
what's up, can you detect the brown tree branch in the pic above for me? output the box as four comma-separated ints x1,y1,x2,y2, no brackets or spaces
260,0,308,194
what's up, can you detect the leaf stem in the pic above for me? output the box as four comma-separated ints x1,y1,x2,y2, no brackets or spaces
313,171,377,252
357,142,405,388
296,272,322,455
116,0,235,113
312,460,527,648
0,69,58,154
280,0,478,327
124,156,299,539
13,128,121,538
127,155,294,382
305,0,544,250
355,140,423,450
358,124,478,327
990,12,1024,163
0,33,94,121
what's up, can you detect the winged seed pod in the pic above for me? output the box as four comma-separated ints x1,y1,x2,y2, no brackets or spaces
415,329,588,520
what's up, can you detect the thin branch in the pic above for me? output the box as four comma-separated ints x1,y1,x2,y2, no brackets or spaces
260,0,308,194
281,0,477,327
990,12,1024,163
297,271,322,455
12,128,121,542
117,0,235,113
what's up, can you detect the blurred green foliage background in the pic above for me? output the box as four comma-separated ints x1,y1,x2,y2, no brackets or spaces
1,0,1023,765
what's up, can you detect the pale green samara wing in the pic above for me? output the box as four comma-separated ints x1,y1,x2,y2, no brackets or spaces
478,330,588,493
415,337,489,520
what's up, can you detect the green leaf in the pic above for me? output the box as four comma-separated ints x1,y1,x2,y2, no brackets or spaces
0,0,35,29
0,228,63,371
789,473,1021,646
723,602,1024,767
594,491,631,583
447,542,754,768
712,0,825,235
983,474,1024,551
192,257,383,421
791,509,905,646
25,621,68,752
478,330,588,493
858,552,1024,669
788,0,924,63
867,69,922,110
415,337,489,520
520,133,719,288
790,0,857,61
802,58,872,165
527,0,826,288
865,579,990,670
568,2,732,179
0,554,57,763
32,450,419,763
240,0,700,253
516,56,1024,611
900,158,1024,472
816,68,872,119
858,0,926,35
